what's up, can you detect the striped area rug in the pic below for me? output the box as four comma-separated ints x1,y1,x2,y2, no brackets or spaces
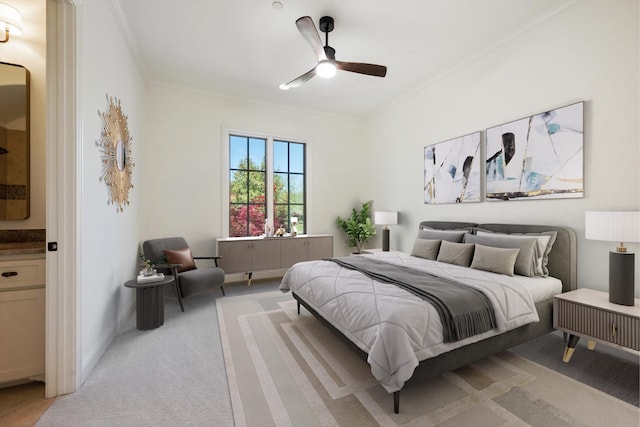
217,291,639,427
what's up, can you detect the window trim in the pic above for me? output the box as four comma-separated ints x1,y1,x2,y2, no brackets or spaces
221,127,312,238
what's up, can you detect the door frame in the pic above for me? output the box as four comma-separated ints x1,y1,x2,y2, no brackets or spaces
45,0,80,398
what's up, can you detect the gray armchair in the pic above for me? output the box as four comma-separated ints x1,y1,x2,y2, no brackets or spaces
142,237,225,311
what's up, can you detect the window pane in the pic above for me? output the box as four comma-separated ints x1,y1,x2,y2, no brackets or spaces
229,204,248,237
273,205,288,230
249,138,266,170
230,135,247,169
248,171,266,203
274,172,288,203
290,143,304,173
289,174,304,203
290,206,305,234
273,141,288,172
247,204,266,236
230,170,248,203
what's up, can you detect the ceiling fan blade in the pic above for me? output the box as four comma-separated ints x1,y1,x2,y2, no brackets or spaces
296,16,327,62
336,61,387,77
279,67,317,90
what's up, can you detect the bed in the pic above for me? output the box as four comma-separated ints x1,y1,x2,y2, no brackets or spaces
280,221,576,413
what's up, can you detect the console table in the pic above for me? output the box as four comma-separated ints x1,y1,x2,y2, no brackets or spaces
216,234,332,283
553,288,640,362
124,276,175,330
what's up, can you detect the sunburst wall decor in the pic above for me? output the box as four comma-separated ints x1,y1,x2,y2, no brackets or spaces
97,95,134,212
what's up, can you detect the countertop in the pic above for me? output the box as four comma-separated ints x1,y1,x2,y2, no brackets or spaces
0,242,46,255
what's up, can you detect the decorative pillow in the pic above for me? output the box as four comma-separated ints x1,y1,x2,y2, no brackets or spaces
418,228,469,243
470,244,520,276
464,233,539,277
476,229,557,276
436,240,475,266
410,238,441,260
163,247,196,273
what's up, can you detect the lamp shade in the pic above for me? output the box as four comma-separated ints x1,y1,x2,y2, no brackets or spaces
374,211,397,226
585,211,640,244
0,2,23,35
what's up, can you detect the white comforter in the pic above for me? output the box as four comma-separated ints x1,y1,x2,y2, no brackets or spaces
280,252,541,393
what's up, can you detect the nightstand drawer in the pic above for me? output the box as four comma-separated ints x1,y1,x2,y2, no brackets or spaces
555,299,639,350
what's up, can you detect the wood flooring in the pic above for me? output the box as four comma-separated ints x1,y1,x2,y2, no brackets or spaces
0,382,55,427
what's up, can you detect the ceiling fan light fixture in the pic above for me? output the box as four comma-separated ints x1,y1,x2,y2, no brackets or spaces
316,60,336,78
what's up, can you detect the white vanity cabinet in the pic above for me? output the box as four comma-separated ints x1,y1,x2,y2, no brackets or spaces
0,258,46,384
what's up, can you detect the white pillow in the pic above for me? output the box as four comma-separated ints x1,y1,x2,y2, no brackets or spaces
464,233,539,277
476,230,557,276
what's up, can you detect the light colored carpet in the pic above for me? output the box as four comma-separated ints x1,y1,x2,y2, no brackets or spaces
36,280,281,427
218,290,640,427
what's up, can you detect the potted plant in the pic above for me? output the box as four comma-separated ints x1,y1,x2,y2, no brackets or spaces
336,200,376,254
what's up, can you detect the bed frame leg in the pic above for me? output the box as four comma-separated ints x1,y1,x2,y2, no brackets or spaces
297,301,300,315
393,391,400,414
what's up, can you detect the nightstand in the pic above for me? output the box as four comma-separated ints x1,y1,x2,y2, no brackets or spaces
553,288,640,362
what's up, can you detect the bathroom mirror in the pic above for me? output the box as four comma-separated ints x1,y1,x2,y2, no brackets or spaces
0,62,30,220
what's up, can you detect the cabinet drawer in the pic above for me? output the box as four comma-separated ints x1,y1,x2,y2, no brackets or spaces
555,299,639,350
0,259,46,291
0,288,46,382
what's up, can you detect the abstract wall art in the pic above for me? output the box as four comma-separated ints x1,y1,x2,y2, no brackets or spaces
485,101,583,201
424,131,481,204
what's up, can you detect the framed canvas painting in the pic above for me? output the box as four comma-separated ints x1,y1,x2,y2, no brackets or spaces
485,101,584,201
424,131,481,204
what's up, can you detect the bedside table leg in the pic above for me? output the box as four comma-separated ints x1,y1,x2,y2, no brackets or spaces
562,334,580,362
587,340,596,350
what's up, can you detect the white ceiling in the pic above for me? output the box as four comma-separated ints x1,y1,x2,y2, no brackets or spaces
115,0,573,119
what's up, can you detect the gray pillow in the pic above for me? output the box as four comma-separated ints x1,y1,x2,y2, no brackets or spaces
418,228,468,243
470,244,520,276
464,233,538,277
411,239,441,260
475,229,557,276
436,240,475,266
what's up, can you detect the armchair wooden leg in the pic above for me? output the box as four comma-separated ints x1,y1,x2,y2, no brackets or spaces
175,281,185,312
171,267,185,312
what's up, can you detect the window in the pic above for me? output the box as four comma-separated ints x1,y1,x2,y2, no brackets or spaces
227,133,306,237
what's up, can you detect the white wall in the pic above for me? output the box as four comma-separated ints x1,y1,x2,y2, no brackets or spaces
78,0,147,383
363,1,639,293
74,0,364,388
0,0,46,230
71,0,639,388
139,86,364,257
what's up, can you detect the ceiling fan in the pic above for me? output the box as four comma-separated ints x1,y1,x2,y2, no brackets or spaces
279,16,387,90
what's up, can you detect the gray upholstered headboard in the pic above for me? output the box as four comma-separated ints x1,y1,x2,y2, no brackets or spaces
418,221,577,293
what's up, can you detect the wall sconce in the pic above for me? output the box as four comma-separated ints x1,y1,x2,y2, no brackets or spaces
0,2,23,43
374,211,398,252
585,211,640,306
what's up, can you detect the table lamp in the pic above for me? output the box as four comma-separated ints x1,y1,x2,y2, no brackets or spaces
374,211,398,251
585,211,640,306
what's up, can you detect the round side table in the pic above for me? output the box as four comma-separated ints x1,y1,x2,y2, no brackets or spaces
124,276,175,330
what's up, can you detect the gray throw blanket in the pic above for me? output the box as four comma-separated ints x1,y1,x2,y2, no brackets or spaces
326,256,497,342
